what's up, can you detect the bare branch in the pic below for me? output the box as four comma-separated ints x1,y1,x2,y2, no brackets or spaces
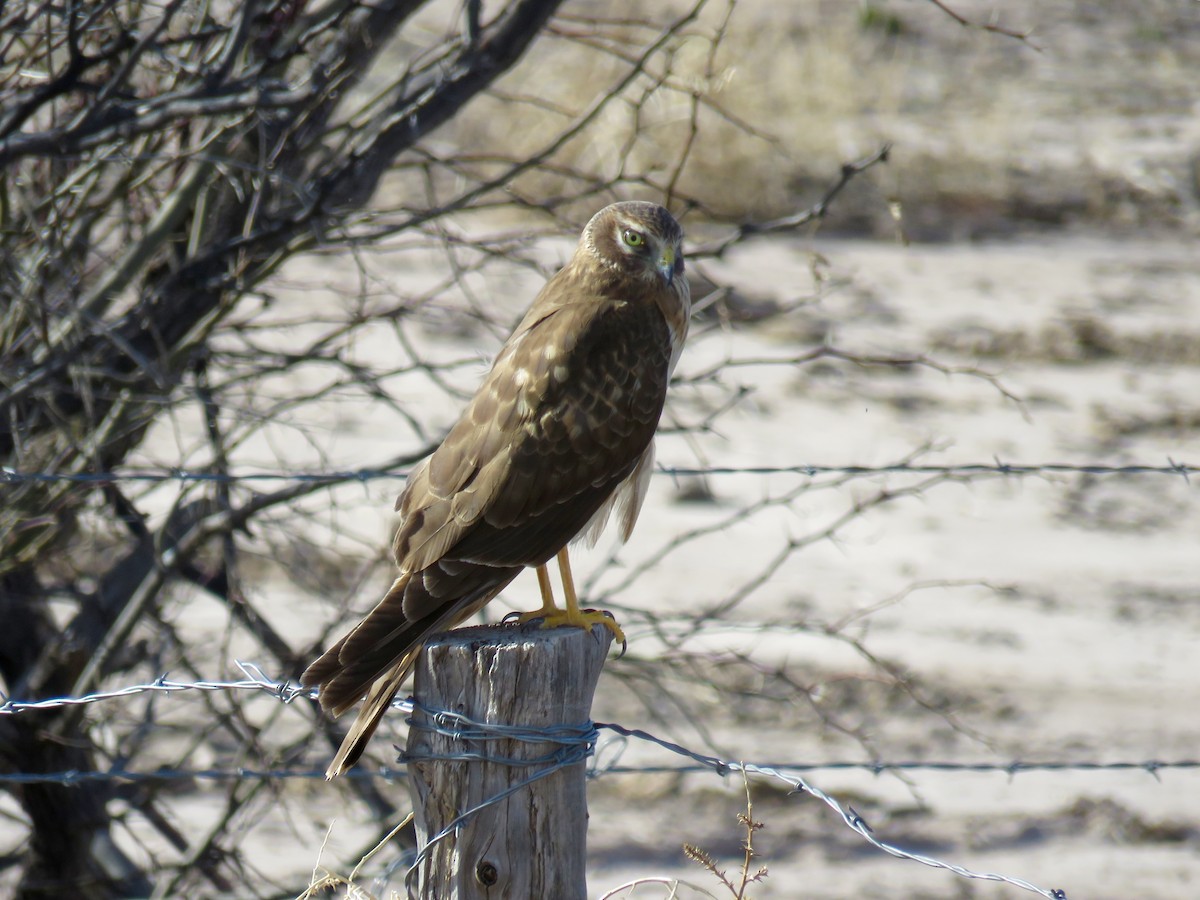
924,0,1040,48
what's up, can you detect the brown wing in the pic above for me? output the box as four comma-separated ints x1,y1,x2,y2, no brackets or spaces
392,289,672,620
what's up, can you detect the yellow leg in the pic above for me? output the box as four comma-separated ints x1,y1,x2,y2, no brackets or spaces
513,563,561,625
556,547,581,617
556,547,625,643
535,563,559,614
513,548,625,644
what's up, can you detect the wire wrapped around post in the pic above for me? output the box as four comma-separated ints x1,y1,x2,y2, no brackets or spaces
402,622,613,899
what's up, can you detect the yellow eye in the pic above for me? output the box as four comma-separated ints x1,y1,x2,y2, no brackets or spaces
621,229,645,248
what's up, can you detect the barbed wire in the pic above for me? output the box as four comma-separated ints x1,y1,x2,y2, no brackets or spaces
2,666,1194,781
594,723,1067,900
0,664,309,713
0,459,1195,485
4,759,1193,785
8,667,1198,897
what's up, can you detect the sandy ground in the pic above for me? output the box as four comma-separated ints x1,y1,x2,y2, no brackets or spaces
575,234,1200,900
90,232,1195,899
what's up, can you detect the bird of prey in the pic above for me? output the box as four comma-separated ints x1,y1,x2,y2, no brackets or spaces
302,201,690,777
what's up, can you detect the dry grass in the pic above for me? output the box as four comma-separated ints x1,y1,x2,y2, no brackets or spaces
434,0,1199,235
682,775,769,899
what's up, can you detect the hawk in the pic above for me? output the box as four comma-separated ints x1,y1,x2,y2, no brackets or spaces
303,202,690,777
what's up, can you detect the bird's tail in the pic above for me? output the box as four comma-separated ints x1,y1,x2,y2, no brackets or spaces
302,574,429,777
302,566,520,777
321,649,416,779
303,575,413,714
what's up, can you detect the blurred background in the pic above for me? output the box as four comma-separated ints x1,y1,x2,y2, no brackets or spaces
1,1,1197,897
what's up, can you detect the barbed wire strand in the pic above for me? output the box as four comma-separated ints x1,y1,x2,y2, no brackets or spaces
0,459,1195,485
1,666,1193,780
594,723,1074,897
5,666,1159,897
3,758,1191,785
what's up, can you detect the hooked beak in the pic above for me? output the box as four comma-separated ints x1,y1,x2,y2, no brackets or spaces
657,245,676,285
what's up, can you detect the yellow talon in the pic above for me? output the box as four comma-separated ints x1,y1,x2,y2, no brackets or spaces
513,548,625,644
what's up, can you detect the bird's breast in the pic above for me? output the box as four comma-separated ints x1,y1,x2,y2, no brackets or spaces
659,276,691,375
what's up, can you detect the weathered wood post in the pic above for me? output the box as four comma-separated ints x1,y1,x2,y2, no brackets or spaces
404,623,613,899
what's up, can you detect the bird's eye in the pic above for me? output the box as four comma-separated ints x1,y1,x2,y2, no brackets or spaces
621,229,646,249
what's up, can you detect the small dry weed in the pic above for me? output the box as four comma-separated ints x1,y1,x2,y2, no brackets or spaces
682,773,769,900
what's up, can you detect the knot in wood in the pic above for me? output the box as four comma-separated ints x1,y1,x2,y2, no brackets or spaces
474,859,500,887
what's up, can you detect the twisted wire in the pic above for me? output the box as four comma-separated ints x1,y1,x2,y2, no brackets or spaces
0,458,1194,485
6,668,1167,896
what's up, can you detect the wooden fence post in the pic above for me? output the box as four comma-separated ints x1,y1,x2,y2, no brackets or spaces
404,622,613,899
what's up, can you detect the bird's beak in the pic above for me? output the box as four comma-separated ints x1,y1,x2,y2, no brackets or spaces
657,245,676,285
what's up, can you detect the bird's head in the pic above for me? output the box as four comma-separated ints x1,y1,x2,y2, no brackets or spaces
582,201,685,288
